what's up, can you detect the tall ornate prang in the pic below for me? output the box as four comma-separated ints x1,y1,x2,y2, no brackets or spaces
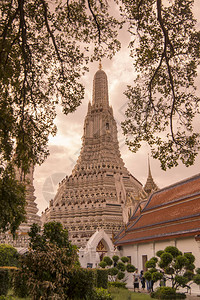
18,166,41,231
0,167,41,250
42,65,143,247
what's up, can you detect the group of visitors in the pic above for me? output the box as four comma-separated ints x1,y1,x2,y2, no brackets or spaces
133,269,166,293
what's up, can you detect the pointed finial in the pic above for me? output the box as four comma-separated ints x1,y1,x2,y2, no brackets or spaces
99,60,102,70
148,153,152,177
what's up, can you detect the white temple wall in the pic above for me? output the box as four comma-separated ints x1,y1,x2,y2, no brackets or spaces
120,237,200,294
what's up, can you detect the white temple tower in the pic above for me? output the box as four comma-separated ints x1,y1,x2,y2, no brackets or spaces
42,64,143,248
0,167,41,250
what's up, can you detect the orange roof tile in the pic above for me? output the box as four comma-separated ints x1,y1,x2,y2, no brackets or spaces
116,216,200,245
115,174,200,246
144,174,200,211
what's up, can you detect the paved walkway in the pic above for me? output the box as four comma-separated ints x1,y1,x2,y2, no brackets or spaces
129,289,200,299
186,295,200,299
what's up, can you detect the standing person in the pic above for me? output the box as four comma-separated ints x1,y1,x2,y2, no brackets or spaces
151,280,154,292
133,268,140,292
140,270,145,290
146,277,151,293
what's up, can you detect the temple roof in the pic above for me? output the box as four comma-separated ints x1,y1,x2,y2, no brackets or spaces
115,173,200,246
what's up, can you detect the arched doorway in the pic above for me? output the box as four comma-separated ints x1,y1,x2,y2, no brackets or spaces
96,239,107,261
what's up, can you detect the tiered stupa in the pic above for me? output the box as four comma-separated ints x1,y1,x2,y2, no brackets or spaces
42,64,144,248
0,167,41,250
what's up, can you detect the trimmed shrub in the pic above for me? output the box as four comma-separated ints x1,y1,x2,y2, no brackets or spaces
196,268,200,274
152,271,163,282
146,259,156,268
103,256,112,266
144,271,152,281
156,250,164,257
126,263,136,273
121,256,129,263
184,253,195,264
99,261,107,268
183,270,194,281
152,287,176,299
146,246,198,291
66,268,95,299
96,269,108,289
108,267,118,276
149,268,157,274
151,257,158,263
164,266,174,275
165,246,181,258
174,256,189,270
176,293,186,299
108,281,127,288
116,261,126,271
93,288,112,300
151,290,186,299
160,252,173,265
174,275,188,286
0,269,9,296
112,255,119,264
194,274,200,285
117,271,125,280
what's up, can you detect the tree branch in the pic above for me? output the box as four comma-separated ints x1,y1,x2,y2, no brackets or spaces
0,1,20,64
40,0,65,78
148,52,164,109
87,0,101,44
3,30,20,71
66,0,71,22
157,0,174,54
156,0,176,142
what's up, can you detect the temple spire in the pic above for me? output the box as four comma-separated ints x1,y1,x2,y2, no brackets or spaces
92,64,109,107
99,60,102,70
144,155,158,196
148,153,152,178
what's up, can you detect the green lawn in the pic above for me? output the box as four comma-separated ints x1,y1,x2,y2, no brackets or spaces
109,287,152,300
6,287,151,300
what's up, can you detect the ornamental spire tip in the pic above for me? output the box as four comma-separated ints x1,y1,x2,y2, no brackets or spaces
99,60,102,70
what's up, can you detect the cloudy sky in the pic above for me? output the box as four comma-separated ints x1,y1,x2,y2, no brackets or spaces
34,1,200,214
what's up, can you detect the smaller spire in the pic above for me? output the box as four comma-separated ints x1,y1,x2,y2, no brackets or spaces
148,153,152,178
144,155,158,196
99,60,102,70
88,101,91,113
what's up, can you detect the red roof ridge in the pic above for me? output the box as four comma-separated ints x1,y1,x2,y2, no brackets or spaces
142,192,200,213
142,173,200,211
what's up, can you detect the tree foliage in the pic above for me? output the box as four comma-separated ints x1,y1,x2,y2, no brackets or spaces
0,0,121,172
121,0,200,170
145,246,197,290
18,243,78,299
1,0,200,233
0,165,26,235
0,244,19,267
0,0,121,233
29,221,70,250
14,222,79,299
